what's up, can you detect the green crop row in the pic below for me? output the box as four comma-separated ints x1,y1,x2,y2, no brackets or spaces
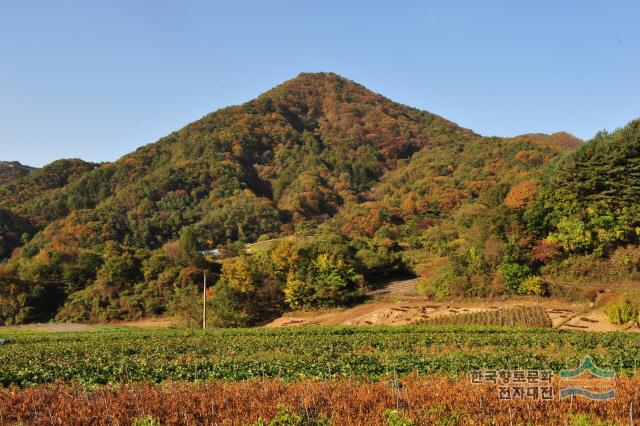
0,325,638,387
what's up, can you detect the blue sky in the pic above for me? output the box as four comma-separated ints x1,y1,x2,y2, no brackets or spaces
1,1,638,167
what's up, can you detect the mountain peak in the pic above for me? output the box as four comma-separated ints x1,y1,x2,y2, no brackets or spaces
250,72,476,148
280,71,356,87
260,71,383,105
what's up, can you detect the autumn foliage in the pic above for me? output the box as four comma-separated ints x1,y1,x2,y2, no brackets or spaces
0,378,638,425
1,72,639,324
504,179,539,209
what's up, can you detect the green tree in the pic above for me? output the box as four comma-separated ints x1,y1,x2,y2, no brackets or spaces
179,226,199,263
285,253,364,308
499,263,532,294
209,255,284,327
62,250,102,293
166,284,201,327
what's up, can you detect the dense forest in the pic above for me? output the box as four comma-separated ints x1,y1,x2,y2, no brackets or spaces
0,72,638,326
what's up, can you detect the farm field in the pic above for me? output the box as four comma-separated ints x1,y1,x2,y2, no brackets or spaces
417,306,554,328
0,326,639,424
1,326,640,387
2,377,640,425
264,294,637,332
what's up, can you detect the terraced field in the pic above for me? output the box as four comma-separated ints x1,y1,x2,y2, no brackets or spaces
418,306,553,328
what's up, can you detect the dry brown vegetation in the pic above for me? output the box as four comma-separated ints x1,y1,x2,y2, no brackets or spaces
0,377,638,425
418,305,553,328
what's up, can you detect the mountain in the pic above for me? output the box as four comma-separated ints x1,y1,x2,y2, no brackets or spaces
0,159,98,212
2,72,632,326
0,161,35,186
3,72,478,245
0,159,99,262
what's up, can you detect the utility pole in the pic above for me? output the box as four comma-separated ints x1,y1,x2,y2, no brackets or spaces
202,271,207,329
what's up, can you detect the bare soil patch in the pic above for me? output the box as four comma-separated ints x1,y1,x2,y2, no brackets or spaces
266,294,640,332
113,317,178,329
0,323,98,333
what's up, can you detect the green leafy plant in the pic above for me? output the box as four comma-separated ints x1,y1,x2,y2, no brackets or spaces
519,276,549,296
131,416,160,426
568,412,616,426
383,409,415,426
248,405,331,426
604,298,637,325
499,263,532,293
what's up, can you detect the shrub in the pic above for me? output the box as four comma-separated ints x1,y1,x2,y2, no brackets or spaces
419,261,489,300
530,239,560,264
285,253,364,309
568,412,616,426
519,276,549,296
540,254,612,283
420,270,455,300
210,255,285,327
604,299,637,325
610,245,640,276
0,278,65,325
166,284,201,327
131,416,160,426
384,409,416,426
499,263,532,293
548,217,594,253
248,405,332,426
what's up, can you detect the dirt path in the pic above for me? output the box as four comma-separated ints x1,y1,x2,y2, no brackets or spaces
0,317,178,333
113,317,178,328
555,307,629,332
0,323,99,333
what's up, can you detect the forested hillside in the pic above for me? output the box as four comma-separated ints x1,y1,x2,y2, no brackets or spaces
0,72,637,326
0,161,34,186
